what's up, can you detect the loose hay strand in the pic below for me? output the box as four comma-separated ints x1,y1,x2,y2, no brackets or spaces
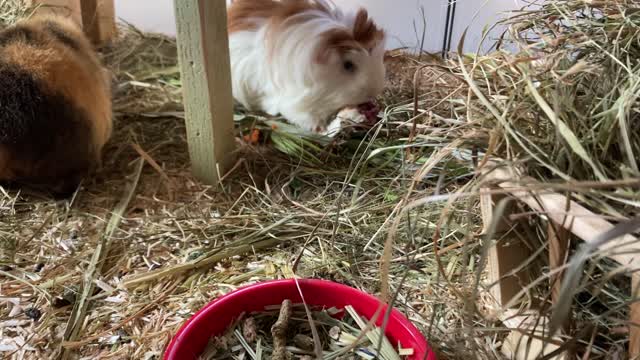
60,158,144,358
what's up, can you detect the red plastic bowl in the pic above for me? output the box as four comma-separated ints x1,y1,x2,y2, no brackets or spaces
164,278,437,360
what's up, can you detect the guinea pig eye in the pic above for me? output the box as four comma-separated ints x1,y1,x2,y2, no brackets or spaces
343,60,356,73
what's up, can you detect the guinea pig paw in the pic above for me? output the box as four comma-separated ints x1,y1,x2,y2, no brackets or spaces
321,117,343,138
335,107,367,125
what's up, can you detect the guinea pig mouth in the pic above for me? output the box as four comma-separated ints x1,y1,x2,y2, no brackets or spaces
356,99,381,124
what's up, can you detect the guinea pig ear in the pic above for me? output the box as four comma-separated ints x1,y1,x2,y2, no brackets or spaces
353,8,385,53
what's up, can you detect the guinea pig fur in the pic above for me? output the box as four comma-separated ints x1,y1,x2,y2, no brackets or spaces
0,14,112,197
227,0,386,133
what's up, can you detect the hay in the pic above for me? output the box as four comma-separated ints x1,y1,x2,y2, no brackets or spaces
0,15,480,360
1,0,640,359
0,0,32,29
447,0,640,357
461,0,640,192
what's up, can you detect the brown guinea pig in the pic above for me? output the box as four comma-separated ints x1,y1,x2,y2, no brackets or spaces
0,14,112,197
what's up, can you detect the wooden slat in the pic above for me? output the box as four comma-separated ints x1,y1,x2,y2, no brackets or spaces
174,0,236,185
80,0,116,45
485,164,640,268
28,0,82,26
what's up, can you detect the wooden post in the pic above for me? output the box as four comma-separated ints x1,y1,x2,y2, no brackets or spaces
481,190,564,360
481,165,566,360
174,0,236,186
80,0,116,46
548,222,570,305
631,274,640,359
548,221,572,359
28,0,83,26
480,189,532,306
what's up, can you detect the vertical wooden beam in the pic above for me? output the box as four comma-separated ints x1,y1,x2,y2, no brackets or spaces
480,190,532,306
548,221,571,325
631,274,640,359
28,0,82,26
174,0,236,185
548,222,570,305
481,182,564,360
548,221,572,359
80,0,116,46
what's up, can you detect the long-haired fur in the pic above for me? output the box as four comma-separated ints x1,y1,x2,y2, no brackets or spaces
227,0,386,132
0,14,112,197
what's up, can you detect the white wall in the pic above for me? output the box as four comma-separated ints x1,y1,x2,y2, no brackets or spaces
114,0,175,36
114,0,525,53
450,0,526,53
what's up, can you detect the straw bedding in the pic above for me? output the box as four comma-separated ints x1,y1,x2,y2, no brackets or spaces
1,1,639,359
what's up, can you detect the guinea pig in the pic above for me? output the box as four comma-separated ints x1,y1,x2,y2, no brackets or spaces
0,14,112,197
227,0,386,134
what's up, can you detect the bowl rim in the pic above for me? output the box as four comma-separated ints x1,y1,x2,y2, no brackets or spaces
163,278,436,360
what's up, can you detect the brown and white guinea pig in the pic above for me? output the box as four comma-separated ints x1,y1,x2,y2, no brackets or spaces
227,0,386,134
0,14,112,197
